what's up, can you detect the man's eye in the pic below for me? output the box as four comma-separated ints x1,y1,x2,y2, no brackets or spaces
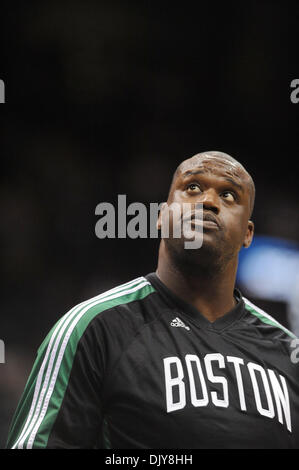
187,183,201,192
221,191,235,202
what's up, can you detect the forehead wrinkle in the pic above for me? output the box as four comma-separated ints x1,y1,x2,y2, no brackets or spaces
179,157,242,177
200,155,241,171
181,169,245,193
181,165,244,183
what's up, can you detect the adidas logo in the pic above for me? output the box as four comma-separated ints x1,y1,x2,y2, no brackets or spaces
170,317,190,331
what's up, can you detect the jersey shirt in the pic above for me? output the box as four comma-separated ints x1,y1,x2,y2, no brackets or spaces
7,273,299,449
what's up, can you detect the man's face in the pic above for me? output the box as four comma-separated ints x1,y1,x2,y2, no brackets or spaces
160,155,254,263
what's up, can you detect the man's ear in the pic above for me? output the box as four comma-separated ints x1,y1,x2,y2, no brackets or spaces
243,220,254,248
156,202,167,231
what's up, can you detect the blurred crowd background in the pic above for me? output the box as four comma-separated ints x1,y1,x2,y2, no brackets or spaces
1,1,298,448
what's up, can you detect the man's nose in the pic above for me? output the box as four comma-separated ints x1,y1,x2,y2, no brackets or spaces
198,189,220,214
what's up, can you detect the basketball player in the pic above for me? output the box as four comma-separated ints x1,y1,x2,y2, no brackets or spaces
7,151,299,449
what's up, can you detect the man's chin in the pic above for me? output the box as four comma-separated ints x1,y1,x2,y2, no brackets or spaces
165,239,224,278
184,229,222,250
165,235,223,260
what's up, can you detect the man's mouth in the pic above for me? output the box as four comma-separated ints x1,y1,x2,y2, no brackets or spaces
189,212,220,229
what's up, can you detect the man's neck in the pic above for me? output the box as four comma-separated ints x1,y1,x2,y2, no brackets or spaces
156,249,238,323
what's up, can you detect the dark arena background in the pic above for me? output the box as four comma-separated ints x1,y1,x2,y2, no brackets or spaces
1,1,299,449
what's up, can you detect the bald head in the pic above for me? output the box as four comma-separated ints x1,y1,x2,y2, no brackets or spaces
170,151,255,218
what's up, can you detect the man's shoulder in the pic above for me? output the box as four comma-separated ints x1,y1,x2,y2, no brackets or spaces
38,276,157,356
242,295,297,341
69,275,157,327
